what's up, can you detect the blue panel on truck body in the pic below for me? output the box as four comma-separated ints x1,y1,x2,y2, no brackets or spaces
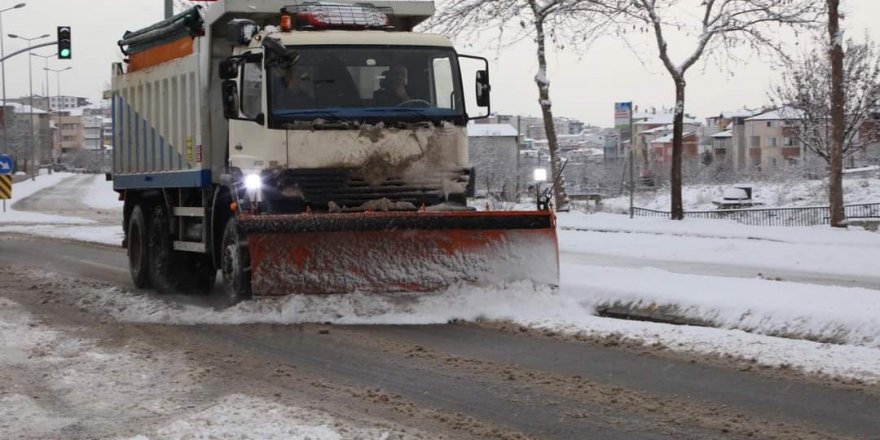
113,169,212,190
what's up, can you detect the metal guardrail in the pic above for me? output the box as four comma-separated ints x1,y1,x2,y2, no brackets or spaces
631,203,880,227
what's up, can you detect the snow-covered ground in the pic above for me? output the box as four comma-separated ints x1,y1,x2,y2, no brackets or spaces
558,212,880,280
0,173,123,245
0,295,421,439
0,172,95,225
126,394,400,440
4,173,880,384
601,177,880,213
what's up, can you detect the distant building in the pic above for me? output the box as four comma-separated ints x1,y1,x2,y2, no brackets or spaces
704,109,758,171
0,101,52,171
8,95,91,111
648,131,700,165
744,107,803,171
474,113,585,142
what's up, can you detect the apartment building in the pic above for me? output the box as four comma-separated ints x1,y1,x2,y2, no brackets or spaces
744,107,803,171
703,109,756,170
633,113,701,167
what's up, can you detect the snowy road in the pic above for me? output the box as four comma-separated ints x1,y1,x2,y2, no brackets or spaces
2,174,880,439
2,235,880,439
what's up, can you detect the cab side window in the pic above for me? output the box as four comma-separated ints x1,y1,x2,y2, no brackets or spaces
241,61,262,119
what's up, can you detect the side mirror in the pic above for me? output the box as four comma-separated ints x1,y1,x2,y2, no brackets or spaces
226,19,258,45
475,70,491,107
219,58,240,80
222,80,239,119
263,37,299,68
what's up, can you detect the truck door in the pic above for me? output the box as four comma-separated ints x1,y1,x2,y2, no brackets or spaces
223,53,266,171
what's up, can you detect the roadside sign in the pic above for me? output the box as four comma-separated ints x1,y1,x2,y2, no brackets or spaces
0,154,13,175
0,175,11,199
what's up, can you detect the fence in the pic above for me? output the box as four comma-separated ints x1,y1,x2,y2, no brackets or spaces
631,203,880,227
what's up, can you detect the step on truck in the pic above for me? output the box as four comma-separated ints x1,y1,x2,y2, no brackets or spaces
110,0,559,301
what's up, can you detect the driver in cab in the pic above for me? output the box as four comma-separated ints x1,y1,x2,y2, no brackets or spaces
372,65,410,106
274,66,315,109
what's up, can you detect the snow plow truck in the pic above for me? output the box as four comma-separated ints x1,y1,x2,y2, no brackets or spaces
110,0,559,301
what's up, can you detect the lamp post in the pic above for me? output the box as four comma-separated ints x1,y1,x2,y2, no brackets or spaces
9,31,49,180
0,3,25,156
44,66,69,166
30,52,54,105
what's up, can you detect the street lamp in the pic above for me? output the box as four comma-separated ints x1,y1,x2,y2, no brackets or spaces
9,31,49,180
44,66,70,166
31,51,55,108
0,3,25,156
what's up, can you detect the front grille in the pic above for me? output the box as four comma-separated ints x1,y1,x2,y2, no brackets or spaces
267,168,469,211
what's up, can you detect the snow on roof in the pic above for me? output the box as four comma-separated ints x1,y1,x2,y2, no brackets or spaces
720,109,758,119
746,107,803,121
711,130,733,138
634,113,700,126
467,123,518,137
639,124,672,135
0,100,47,114
650,131,696,143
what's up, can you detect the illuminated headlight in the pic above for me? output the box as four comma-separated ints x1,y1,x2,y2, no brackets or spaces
244,174,262,190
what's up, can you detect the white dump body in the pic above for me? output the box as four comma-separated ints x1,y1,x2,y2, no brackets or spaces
110,0,445,190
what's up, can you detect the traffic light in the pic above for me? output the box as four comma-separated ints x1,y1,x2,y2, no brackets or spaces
57,26,71,60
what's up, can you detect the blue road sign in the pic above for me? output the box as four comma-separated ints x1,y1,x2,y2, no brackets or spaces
0,155,13,175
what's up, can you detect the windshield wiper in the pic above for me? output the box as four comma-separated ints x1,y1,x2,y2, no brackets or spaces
277,109,354,126
365,107,438,122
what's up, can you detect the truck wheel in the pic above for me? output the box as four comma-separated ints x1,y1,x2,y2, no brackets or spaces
148,205,185,294
221,217,252,304
127,204,151,288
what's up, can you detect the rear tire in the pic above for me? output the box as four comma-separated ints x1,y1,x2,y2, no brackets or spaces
148,205,184,294
221,217,252,303
127,204,151,289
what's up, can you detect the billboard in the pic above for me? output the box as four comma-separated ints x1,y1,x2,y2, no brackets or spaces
611,102,633,160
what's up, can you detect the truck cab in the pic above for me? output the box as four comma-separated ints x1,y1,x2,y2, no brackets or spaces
219,3,490,214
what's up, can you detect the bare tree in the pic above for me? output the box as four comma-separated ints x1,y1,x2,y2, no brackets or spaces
827,0,845,227
596,0,821,219
771,37,880,166
431,0,618,211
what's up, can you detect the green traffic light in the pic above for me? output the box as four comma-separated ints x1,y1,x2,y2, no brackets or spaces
60,48,70,58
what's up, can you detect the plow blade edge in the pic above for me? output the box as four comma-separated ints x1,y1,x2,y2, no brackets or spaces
239,211,559,296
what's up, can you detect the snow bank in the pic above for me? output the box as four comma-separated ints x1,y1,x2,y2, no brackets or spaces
0,224,122,246
82,174,123,210
126,394,393,440
558,212,880,246
562,264,880,348
600,178,880,213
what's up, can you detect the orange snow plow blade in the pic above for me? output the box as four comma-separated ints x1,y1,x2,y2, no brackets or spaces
239,210,559,296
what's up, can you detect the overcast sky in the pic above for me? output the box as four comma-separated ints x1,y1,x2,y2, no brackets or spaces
1,0,877,127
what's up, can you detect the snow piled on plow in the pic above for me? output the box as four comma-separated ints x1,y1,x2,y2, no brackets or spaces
83,281,566,326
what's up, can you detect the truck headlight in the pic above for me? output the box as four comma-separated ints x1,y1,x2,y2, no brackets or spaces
244,174,262,191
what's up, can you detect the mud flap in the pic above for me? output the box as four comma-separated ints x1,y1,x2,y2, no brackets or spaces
239,211,559,296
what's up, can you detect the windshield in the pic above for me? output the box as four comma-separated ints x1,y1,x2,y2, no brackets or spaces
268,46,463,124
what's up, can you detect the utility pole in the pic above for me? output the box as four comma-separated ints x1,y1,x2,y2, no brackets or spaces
0,3,25,156
165,0,173,18
9,32,49,180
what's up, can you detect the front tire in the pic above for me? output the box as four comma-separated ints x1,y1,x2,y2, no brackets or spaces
127,204,151,289
221,217,252,303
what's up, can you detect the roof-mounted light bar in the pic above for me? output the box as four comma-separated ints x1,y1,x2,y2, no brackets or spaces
281,2,394,31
